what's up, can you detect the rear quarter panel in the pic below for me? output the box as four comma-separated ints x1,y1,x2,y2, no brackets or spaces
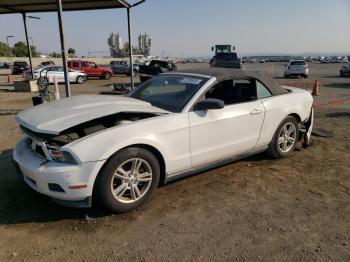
256,87,313,147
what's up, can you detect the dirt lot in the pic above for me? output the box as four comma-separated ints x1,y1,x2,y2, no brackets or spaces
0,63,349,261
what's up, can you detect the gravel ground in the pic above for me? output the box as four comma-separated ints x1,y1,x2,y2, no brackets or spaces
0,63,349,261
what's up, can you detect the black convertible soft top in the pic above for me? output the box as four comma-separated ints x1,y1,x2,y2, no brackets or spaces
174,67,288,96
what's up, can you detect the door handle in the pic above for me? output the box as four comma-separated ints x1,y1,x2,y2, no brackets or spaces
250,108,263,115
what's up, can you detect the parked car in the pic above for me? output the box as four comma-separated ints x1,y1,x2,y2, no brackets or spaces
210,52,242,69
13,68,314,213
330,56,341,63
320,57,329,63
25,66,86,84
110,60,139,76
138,60,177,82
67,60,112,79
340,64,350,77
0,62,11,69
284,59,309,78
40,60,55,67
12,61,29,74
340,56,349,63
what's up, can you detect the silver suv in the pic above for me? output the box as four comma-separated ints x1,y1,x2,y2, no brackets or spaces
284,59,309,78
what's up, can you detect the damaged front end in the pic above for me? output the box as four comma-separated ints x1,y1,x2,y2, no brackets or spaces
20,112,161,162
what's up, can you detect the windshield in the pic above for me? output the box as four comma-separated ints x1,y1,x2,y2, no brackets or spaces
129,74,207,113
291,61,306,66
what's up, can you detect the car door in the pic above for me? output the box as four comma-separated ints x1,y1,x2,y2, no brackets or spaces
80,61,92,76
88,62,100,76
188,78,265,167
53,66,65,82
45,67,58,83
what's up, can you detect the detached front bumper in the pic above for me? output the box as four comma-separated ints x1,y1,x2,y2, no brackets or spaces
13,137,98,206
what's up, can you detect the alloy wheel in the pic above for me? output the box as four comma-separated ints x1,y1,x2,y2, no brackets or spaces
278,123,297,153
111,158,153,203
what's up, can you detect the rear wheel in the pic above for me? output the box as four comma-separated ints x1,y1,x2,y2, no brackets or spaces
103,72,112,80
267,116,299,159
76,75,84,84
95,147,160,213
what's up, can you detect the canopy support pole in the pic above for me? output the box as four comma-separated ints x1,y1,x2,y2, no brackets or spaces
56,0,70,97
127,7,134,89
22,13,34,79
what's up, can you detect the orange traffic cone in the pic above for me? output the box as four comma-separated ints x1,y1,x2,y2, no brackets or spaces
312,80,319,96
267,66,273,77
7,75,12,84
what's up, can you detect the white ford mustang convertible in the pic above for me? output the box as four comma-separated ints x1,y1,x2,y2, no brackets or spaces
13,68,313,212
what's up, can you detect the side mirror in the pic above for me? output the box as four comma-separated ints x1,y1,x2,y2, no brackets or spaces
211,47,214,51
193,98,225,111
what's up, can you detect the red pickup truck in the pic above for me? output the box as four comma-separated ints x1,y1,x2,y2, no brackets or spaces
67,60,112,79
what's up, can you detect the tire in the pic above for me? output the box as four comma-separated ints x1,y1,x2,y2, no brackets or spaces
76,75,84,84
267,116,299,159
303,74,308,78
95,147,160,213
284,74,289,78
103,72,112,80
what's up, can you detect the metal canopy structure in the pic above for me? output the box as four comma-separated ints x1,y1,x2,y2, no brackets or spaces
0,0,142,97
0,0,130,14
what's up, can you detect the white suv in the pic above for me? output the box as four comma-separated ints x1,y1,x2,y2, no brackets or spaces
284,60,309,78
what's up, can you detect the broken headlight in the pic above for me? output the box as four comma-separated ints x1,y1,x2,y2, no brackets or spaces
48,149,77,165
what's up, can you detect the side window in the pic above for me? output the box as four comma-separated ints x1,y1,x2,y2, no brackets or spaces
81,61,89,68
205,78,256,105
256,80,272,99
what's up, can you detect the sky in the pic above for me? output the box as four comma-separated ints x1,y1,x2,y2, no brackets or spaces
0,0,349,57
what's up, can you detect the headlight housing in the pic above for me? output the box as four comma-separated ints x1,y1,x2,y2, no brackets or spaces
48,149,77,165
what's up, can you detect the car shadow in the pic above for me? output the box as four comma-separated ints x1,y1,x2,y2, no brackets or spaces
323,83,350,89
0,149,111,225
0,148,274,225
327,112,350,118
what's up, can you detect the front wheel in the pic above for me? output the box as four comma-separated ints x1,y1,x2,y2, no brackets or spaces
95,147,160,213
103,72,112,80
76,75,85,84
267,116,299,159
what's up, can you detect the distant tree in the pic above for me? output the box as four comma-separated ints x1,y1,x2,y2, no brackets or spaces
50,52,62,58
68,48,75,57
11,41,39,57
0,41,10,56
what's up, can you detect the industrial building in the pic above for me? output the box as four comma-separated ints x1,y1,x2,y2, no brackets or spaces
108,32,151,57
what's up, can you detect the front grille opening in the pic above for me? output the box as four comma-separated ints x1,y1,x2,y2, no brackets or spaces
35,145,46,158
48,183,65,193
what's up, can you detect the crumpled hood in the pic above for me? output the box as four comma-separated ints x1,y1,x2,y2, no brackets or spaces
16,95,169,135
